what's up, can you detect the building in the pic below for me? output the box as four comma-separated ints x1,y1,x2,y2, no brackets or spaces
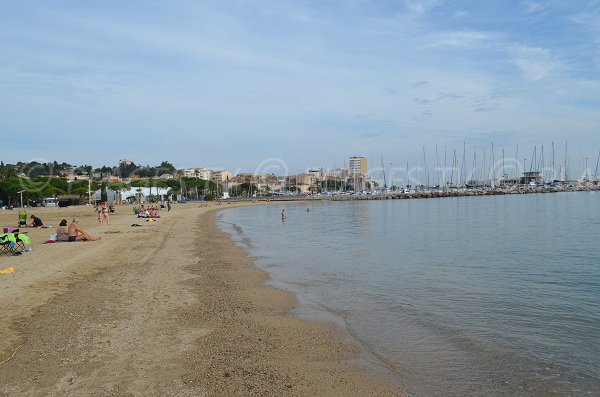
307,168,323,180
210,170,233,183
349,156,368,176
326,168,348,179
93,187,174,204
521,171,543,185
295,173,313,186
181,169,197,178
181,168,211,180
197,168,212,180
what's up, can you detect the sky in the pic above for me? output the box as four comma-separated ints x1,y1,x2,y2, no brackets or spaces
1,0,599,176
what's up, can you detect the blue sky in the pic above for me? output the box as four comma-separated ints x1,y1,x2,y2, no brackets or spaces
1,0,599,175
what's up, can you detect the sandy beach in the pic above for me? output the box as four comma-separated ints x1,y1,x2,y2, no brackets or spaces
0,203,402,396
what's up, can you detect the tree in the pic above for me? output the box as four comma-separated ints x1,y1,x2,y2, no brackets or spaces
164,179,181,190
288,185,301,194
0,163,17,182
118,162,137,178
321,179,344,191
69,179,98,193
229,182,258,197
130,179,150,188
135,166,156,178
95,166,113,175
74,165,93,176
156,161,176,175
72,187,89,197
0,178,21,206
107,182,129,191
45,186,66,197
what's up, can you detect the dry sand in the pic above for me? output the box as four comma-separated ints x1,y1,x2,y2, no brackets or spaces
0,203,403,396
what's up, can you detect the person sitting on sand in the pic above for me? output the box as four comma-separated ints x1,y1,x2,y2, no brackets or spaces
56,219,69,242
67,217,101,242
29,215,44,227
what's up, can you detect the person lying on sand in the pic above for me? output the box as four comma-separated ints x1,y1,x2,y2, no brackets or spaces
67,217,101,242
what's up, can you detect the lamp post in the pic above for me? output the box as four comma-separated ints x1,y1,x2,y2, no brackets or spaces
88,173,92,205
17,190,25,208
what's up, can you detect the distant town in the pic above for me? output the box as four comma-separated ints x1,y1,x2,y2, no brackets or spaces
1,153,599,208
0,157,375,207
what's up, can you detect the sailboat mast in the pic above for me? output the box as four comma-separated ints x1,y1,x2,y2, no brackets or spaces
442,145,448,190
565,141,568,181
461,142,466,187
502,148,505,185
552,142,555,181
381,155,386,189
422,146,428,189
515,144,519,180
491,142,495,186
540,145,545,182
482,148,486,184
450,150,456,186
472,151,477,184
435,145,440,189
595,150,600,179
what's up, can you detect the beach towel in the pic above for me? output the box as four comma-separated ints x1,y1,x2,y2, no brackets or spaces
0,267,15,274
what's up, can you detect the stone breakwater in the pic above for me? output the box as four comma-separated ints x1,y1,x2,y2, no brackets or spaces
330,185,599,201
219,185,599,203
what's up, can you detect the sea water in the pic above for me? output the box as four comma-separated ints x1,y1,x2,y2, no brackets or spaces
217,192,600,396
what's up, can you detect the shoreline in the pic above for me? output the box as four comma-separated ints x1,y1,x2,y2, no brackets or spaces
0,203,403,396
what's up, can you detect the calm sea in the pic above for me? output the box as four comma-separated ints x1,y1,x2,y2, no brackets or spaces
217,192,600,396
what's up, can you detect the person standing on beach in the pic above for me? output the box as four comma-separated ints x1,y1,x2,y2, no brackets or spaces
167,201,171,212
101,201,110,225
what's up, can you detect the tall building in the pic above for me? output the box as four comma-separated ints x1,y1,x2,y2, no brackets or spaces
348,156,368,175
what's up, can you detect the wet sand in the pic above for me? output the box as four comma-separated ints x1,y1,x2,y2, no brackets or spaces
0,203,403,396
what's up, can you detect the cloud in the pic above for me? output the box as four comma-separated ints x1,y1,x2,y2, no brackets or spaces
423,29,496,48
522,1,548,13
438,92,466,100
473,106,496,112
412,80,428,88
511,46,558,80
413,97,431,105
359,132,381,138
403,0,445,14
